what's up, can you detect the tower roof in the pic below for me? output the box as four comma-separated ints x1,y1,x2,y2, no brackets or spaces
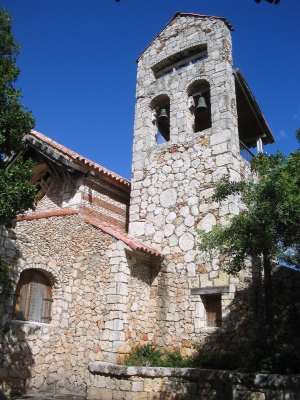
234,69,275,148
136,12,234,62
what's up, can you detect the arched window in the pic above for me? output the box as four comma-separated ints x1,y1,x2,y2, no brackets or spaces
187,80,212,133
150,94,170,144
13,269,52,323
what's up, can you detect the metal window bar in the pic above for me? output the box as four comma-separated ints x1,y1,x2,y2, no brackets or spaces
239,141,255,162
156,50,208,78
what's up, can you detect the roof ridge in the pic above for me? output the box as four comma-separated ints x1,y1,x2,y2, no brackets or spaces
136,12,233,62
27,130,130,188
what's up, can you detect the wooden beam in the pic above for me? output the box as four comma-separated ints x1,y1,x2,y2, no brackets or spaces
26,138,88,173
191,286,230,295
39,154,61,178
63,169,74,196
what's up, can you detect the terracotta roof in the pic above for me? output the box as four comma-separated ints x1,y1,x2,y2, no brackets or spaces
81,215,164,259
136,12,234,62
26,130,130,190
17,209,78,221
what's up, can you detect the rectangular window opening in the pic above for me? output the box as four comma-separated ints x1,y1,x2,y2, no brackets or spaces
152,44,207,79
203,294,222,327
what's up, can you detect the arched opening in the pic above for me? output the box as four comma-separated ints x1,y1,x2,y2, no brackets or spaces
150,94,170,144
187,80,212,133
13,269,52,323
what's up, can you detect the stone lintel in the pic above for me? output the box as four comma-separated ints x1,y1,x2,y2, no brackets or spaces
191,286,230,295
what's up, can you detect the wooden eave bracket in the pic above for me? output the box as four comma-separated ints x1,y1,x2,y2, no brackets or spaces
39,154,62,178
62,168,74,196
25,137,89,174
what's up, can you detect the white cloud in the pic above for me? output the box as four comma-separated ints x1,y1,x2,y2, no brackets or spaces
293,108,300,120
276,130,287,141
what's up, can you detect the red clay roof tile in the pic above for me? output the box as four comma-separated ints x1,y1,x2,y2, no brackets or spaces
17,209,78,221
81,215,163,259
27,130,130,189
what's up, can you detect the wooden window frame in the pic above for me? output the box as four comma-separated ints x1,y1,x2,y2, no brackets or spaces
13,269,52,324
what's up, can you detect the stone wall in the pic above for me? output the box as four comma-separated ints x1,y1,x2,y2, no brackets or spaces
79,176,129,232
0,213,154,397
127,132,256,354
24,162,130,232
88,362,300,400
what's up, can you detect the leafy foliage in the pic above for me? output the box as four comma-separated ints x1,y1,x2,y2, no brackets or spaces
198,149,300,273
0,8,35,161
255,0,280,3
123,342,299,374
0,257,12,296
124,344,188,368
0,8,37,293
197,135,300,340
0,158,37,228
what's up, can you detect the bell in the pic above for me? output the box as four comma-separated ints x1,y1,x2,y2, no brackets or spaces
196,96,207,113
158,109,169,122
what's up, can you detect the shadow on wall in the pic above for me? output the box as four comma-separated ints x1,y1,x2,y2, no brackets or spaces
192,265,300,371
155,267,300,369
0,323,34,398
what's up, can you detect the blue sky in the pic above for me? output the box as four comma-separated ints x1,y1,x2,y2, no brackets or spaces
2,0,300,180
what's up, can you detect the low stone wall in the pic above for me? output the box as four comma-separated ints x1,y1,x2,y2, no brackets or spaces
88,362,300,400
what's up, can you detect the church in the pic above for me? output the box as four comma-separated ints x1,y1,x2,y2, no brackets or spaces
1,12,298,398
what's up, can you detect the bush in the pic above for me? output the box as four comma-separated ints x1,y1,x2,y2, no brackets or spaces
124,344,188,368
123,342,300,374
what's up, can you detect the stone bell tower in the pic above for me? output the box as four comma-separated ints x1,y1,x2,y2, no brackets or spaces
129,12,240,244
128,12,274,351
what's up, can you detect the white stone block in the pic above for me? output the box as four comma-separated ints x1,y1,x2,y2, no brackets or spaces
129,222,145,236
153,230,164,244
164,224,175,237
179,206,189,217
113,319,124,331
197,213,216,232
145,223,155,236
116,282,128,296
69,192,81,205
175,223,187,237
166,211,176,223
168,235,178,247
159,188,177,207
204,157,215,169
110,331,125,342
153,214,165,229
185,215,195,227
179,232,194,251
212,167,227,182
104,321,114,330
184,250,196,263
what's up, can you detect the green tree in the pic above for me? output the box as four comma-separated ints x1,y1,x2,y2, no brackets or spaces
197,136,300,340
255,0,280,3
0,8,37,294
